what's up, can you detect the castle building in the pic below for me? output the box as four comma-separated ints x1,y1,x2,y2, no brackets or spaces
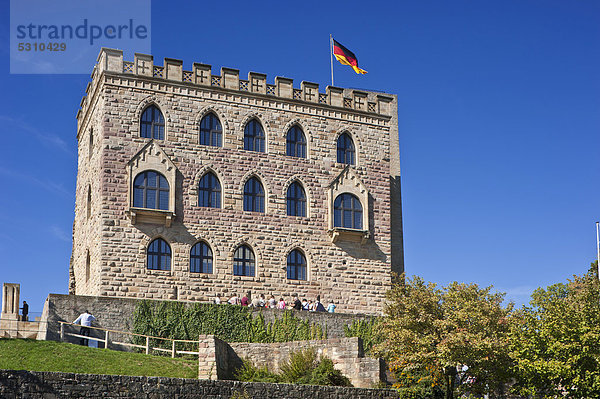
71,48,403,314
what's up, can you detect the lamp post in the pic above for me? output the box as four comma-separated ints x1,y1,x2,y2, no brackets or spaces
445,365,457,399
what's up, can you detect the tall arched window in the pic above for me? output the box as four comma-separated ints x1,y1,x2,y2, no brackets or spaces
243,177,265,213
286,125,306,158
140,105,165,140
190,241,213,274
198,172,221,208
287,249,307,280
199,113,222,147
233,245,255,276
133,171,169,210
286,181,306,217
244,119,265,152
147,238,171,271
334,193,363,229
337,133,355,165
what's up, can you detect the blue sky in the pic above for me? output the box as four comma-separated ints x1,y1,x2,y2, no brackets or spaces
1,0,598,315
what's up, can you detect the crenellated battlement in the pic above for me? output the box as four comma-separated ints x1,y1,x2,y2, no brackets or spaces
77,48,394,122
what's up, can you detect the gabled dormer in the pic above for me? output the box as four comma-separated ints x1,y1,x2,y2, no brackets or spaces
126,140,177,227
326,166,370,243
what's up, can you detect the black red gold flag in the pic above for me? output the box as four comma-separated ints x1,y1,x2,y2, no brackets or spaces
332,39,367,74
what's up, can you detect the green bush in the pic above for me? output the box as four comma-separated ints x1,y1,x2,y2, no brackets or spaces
235,348,352,387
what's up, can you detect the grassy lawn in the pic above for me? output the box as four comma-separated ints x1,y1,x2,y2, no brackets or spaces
0,338,197,379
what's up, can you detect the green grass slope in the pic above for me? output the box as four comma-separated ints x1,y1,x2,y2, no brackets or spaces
0,339,197,379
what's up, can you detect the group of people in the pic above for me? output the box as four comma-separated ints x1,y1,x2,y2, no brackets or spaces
215,293,336,313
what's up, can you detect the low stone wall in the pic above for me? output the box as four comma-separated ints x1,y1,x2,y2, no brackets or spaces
229,337,382,388
39,294,373,343
0,370,399,399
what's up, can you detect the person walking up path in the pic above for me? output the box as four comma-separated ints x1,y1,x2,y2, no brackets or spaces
73,310,96,346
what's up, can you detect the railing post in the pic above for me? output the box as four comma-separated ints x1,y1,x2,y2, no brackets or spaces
145,336,150,355
105,330,110,349
60,323,64,341
172,340,176,358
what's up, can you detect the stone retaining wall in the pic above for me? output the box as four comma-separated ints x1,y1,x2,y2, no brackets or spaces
39,293,372,343
0,370,399,399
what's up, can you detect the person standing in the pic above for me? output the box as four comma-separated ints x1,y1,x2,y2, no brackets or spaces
73,310,96,346
277,297,286,310
327,300,336,313
292,295,302,311
241,292,250,306
20,301,29,322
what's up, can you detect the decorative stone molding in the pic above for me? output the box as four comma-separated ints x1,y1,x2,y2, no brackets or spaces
127,141,177,227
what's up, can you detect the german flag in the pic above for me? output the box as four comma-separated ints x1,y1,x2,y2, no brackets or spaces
332,39,367,74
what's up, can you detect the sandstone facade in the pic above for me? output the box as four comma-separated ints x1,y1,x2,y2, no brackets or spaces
71,48,403,314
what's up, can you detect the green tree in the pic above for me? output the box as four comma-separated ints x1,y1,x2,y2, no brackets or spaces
509,262,600,398
375,274,513,398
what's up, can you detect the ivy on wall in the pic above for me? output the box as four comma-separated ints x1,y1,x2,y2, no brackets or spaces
343,318,381,356
131,301,326,349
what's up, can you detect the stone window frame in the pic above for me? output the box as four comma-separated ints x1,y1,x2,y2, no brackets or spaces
189,240,214,274
243,118,266,153
187,235,220,279
195,106,230,147
334,129,361,167
282,119,311,159
326,166,370,243
228,238,262,281
238,171,270,214
127,141,177,227
282,176,312,218
197,171,222,209
140,104,166,140
146,237,172,272
286,248,308,281
133,170,170,210
282,243,312,283
190,166,226,211
240,113,270,153
198,111,224,148
135,97,171,142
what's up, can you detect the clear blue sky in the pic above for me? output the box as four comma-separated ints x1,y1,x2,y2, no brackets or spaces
1,0,598,315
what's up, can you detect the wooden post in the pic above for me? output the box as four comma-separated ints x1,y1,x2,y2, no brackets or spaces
172,340,176,358
105,330,110,349
60,323,64,341
145,336,150,355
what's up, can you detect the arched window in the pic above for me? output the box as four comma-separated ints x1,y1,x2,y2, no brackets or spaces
286,125,306,158
233,245,255,276
337,133,355,165
190,241,213,274
198,172,221,208
140,105,165,140
287,249,307,280
133,171,169,210
244,119,265,152
199,113,222,147
147,238,171,271
334,193,363,229
243,177,264,213
286,181,306,217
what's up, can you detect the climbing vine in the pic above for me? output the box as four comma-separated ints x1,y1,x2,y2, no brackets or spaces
343,317,381,355
131,301,326,350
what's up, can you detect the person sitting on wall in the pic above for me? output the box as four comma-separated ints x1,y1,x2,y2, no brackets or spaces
268,295,277,309
277,297,286,310
315,295,326,312
213,294,221,305
327,300,336,313
292,295,302,311
73,310,96,346
228,294,240,305
20,301,29,322
241,292,250,306
301,298,309,310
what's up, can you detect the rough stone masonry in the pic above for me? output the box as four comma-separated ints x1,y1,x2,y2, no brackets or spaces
70,48,403,314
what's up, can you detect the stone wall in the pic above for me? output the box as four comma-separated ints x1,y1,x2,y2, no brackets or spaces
71,48,403,315
38,294,372,343
0,370,398,399
228,337,382,388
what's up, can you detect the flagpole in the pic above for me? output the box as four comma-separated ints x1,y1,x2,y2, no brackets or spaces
330,34,334,86
596,221,599,281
